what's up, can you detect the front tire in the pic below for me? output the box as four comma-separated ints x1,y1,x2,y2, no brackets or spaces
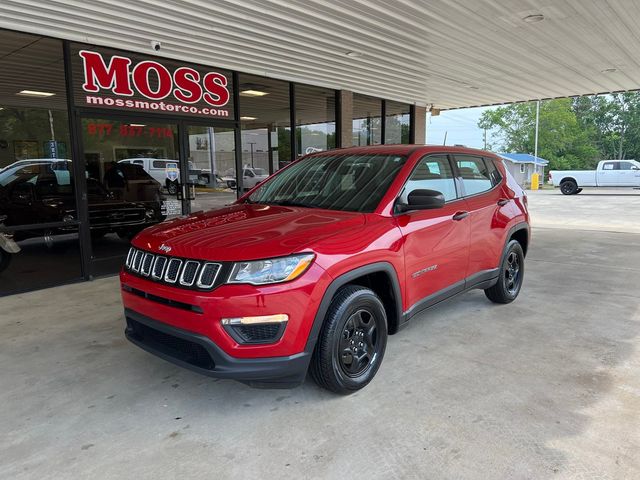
560,180,578,195
310,285,388,394
485,240,525,304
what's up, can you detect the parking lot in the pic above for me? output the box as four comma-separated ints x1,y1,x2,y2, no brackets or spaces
1,188,639,480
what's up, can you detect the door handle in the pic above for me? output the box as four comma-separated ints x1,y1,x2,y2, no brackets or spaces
497,198,509,206
452,211,469,221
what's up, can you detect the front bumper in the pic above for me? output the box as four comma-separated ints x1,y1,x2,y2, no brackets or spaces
125,308,311,387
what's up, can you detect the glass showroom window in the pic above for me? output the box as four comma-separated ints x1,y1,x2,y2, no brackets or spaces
353,94,382,146
295,84,336,157
239,75,292,176
385,100,410,144
0,30,81,295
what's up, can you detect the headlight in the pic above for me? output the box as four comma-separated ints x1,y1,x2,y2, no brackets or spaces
227,254,315,285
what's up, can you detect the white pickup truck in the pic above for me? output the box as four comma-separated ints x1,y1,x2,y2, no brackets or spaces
550,159,640,194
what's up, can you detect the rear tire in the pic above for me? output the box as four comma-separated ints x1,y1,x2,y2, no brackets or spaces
310,285,388,394
560,180,578,195
485,240,525,304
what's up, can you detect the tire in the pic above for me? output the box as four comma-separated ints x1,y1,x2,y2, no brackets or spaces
0,249,11,273
560,180,578,195
310,285,388,394
166,180,178,195
485,240,525,304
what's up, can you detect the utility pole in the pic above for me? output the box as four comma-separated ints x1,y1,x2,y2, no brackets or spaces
443,131,448,146
534,100,540,160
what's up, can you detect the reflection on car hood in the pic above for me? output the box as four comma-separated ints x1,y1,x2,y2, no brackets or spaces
134,203,365,261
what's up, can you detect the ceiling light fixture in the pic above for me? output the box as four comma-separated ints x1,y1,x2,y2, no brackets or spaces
240,116,257,121
239,90,269,97
345,51,363,58
128,123,146,127
522,14,545,23
17,90,55,97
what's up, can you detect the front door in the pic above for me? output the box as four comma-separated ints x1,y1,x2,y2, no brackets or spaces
397,154,470,313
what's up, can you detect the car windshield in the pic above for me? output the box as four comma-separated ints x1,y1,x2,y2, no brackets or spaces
247,153,407,212
252,168,267,176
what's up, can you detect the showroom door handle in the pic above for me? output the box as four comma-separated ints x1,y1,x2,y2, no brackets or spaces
452,211,469,221
497,198,509,206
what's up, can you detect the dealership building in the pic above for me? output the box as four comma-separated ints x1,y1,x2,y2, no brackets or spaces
0,1,636,295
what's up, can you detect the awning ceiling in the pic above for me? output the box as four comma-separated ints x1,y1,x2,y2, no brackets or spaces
1,0,638,110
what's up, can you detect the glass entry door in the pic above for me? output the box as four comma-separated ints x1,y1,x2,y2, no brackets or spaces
184,125,237,212
80,117,181,274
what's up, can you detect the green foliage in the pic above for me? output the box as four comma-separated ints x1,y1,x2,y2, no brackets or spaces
478,98,599,170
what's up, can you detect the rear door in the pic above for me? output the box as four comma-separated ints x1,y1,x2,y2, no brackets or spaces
597,161,620,186
397,154,470,312
453,154,505,281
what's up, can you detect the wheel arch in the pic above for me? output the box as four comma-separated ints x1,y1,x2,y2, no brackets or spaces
508,222,529,257
304,262,403,355
559,176,578,185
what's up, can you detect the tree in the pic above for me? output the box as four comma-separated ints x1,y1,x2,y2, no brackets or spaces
573,93,640,161
478,99,599,169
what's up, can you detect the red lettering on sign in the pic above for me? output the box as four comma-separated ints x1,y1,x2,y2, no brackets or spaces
202,72,230,107
79,50,231,111
79,50,134,96
173,67,203,103
132,61,173,100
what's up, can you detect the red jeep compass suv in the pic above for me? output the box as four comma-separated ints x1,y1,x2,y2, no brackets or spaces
121,145,529,394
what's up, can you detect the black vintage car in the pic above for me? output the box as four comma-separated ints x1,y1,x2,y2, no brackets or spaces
0,160,166,241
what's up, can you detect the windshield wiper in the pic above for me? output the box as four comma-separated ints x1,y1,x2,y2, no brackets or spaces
266,200,321,209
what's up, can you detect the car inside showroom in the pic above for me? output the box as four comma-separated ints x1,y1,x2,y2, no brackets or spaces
0,1,639,479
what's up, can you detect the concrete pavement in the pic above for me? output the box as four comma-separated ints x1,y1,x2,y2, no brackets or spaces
1,189,639,479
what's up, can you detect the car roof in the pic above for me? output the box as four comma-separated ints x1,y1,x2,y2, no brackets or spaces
307,144,496,158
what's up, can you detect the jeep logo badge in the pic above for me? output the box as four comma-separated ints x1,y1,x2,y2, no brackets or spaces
159,244,172,253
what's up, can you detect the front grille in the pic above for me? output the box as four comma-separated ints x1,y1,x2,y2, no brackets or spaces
125,247,222,291
127,318,214,370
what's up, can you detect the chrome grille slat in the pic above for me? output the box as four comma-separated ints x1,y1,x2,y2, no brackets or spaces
179,260,200,286
124,248,221,290
141,253,154,276
125,247,135,267
164,258,182,283
197,263,221,289
132,250,144,272
151,256,167,279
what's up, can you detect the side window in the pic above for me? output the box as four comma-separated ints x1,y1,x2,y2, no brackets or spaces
401,154,457,202
455,155,493,196
152,160,166,169
619,161,634,170
484,158,503,186
602,162,617,170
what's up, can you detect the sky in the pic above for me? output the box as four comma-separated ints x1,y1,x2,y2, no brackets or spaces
426,105,498,150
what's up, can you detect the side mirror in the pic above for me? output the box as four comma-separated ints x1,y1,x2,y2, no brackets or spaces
631,166,639,170
396,189,445,213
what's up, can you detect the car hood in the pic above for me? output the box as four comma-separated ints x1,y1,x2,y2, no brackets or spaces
133,203,365,261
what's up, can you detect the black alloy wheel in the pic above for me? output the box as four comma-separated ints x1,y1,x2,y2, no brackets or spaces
504,251,521,296
560,180,578,195
485,239,525,304
310,285,388,394
338,309,379,377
